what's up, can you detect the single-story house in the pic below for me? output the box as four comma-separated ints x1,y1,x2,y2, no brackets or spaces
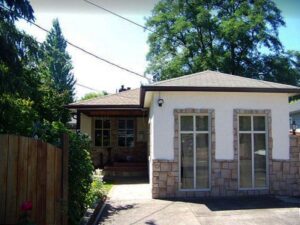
67,70,300,198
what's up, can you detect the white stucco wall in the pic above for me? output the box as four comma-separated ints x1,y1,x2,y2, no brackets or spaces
148,101,155,185
148,92,290,161
80,113,92,137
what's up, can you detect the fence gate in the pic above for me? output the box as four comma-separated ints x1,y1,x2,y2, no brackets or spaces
0,134,68,225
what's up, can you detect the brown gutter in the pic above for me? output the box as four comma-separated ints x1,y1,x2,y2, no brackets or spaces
65,104,142,109
140,85,300,107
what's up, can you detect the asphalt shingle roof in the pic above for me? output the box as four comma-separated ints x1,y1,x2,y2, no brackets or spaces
68,70,300,108
68,88,140,107
149,70,299,89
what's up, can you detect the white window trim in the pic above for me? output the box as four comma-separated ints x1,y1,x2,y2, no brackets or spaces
94,118,111,147
178,113,211,191
237,114,269,190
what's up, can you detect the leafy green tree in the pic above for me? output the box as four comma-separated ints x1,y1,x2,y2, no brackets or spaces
80,91,108,101
146,0,299,85
43,19,75,123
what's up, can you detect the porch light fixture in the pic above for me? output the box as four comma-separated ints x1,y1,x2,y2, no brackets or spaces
157,98,164,107
292,120,297,135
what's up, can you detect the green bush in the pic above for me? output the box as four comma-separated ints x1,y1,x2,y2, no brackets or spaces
86,174,107,207
38,121,94,225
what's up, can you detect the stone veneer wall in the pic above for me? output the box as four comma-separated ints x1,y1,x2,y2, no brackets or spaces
152,108,300,198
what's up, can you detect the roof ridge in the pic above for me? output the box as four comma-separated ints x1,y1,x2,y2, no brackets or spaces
152,70,210,86
71,88,140,105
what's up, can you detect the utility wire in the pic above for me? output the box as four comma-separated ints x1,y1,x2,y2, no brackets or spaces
0,3,150,81
76,83,102,92
84,0,155,33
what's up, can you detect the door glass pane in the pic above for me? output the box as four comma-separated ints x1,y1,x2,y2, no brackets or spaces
196,116,208,131
254,116,265,131
239,116,251,131
239,134,252,188
254,134,267,187
95,120,102,129
103,130,110,146
181,134,194,189
181,116,193,131
127,137,134,147
118,137,125,146
196,134,209,189
118,120,125,129
103,120,110,129
95,130,102,146
127,120,134,129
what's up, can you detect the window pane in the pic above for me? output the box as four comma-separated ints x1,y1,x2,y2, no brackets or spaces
239,134,252,188
196,134,209,189
103,130,110,146
127,120,134,129
254,134,267,187
181,116,193,131
239,116,251,131
126,137,134,147
118,137,126,146
196,116,208,131
118,120,125,129
95,120,102,129
126,129,134,137
181,134,194,189
95,130,102,146
254,116,266,131
118,130,126,137
103,119,110,129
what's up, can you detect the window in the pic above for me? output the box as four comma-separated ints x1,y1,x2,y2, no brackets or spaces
94,119,111,147
180,115,210,190
118,119,134,147
238,115,268,189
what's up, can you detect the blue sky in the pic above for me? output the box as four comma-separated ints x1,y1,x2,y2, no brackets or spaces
17,0,300,99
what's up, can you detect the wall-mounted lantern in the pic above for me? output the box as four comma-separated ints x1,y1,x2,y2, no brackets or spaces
292,120,297,135
157,98,164,107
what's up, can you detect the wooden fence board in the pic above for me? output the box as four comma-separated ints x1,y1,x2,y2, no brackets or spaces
0,134,67,225
46,144,55,225
17,137,29,214
0,135,9,223
27,138,37,222
36,141,47,225
55,147,62,225
5,135,19,224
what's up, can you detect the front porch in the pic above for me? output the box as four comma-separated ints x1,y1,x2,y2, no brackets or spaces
78,108,149,180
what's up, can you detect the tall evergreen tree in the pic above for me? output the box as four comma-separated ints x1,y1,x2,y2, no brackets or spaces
0,0,41,134
43,19,76,123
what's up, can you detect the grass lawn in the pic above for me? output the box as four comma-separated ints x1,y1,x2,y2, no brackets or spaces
103,181,113,194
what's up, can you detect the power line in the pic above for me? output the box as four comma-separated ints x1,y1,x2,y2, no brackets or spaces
84,0,155,33
76,83,102,92
0,3,150,81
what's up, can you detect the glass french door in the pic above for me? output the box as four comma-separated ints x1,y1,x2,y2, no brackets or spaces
180,115,210,190
238,115,268,189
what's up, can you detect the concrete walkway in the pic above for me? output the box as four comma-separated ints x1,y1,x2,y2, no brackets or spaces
99,183,300,225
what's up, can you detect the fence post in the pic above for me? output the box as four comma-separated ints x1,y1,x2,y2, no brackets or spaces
62,133,69,225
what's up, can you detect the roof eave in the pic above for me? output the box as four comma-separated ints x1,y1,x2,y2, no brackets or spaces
65,104,142,109
140,85,300,107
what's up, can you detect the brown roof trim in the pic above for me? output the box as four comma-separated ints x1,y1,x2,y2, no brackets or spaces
65,104,142,109
140,85,300,107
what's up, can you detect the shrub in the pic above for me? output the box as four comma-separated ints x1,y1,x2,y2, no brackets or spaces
86,172,107,207
38,121,94,225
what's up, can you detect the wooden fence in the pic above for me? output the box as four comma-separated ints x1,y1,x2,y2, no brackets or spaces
0,134,68,225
